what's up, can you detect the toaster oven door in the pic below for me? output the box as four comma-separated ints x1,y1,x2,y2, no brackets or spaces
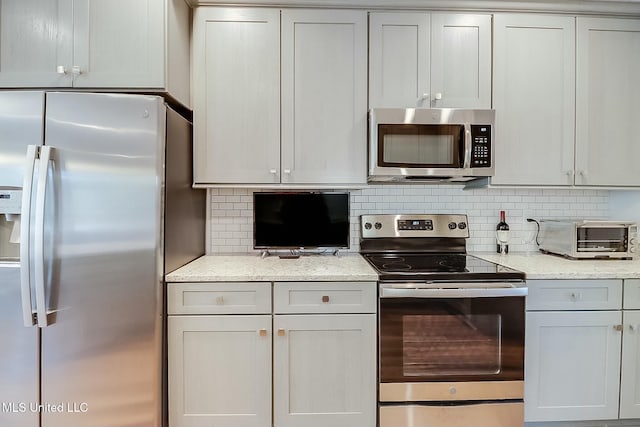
577,226,630,254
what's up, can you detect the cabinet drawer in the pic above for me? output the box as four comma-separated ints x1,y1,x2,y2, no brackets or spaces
624,279,640,309
168,282,271,314
526,279,623,311
274,282,376,314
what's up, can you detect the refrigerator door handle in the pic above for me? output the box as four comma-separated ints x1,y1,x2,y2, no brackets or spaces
19,145,38,327
34,146,52,328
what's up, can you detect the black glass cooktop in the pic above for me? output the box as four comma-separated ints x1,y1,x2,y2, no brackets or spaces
362,253,525,282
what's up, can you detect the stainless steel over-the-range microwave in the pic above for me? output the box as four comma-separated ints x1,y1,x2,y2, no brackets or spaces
369,108,495,183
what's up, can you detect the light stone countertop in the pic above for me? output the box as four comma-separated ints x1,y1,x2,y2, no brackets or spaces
475,252,640,280
166,253,378,282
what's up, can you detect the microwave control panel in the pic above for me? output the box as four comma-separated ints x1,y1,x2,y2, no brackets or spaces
470,125,491,167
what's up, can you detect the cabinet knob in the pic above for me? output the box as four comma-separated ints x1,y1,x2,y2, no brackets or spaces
269,169,277,174
283,169,291,175
631,324,639,333
614,324,623,332
277,329,286,337
418,93,430,103
322,295,330,303
434,92,443,101
258,329,267,337
56,66,67,75
71,66,82,76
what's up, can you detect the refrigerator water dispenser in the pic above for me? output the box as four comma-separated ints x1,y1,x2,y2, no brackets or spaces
0,189,21,260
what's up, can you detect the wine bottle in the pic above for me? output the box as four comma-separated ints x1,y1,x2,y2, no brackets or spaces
496,210,510,254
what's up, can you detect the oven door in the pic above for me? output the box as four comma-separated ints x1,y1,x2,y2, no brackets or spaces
379,284,526,403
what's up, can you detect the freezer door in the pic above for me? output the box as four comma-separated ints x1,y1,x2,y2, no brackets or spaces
40,92,166,427
0,264,39,427
0,91,45,187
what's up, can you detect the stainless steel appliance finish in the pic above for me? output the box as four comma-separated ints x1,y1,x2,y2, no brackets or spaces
360,214,526,427
0,91,205,427
538,219,637,259
369,108,495,183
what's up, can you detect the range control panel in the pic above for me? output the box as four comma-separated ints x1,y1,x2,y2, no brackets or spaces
361,214,469,239
470,124,491,168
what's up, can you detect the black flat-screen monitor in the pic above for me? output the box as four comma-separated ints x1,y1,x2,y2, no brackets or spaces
253,192,350,249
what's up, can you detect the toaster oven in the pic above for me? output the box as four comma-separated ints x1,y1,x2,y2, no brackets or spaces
538,220,638,259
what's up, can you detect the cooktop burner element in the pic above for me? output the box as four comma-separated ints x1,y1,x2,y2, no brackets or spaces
359,214,525,283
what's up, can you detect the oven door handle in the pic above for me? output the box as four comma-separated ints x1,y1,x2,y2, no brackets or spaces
380,285,528,299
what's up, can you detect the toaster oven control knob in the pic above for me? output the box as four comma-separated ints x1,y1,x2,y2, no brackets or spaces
630,237,637,245
458,222,467,230
364,222,372,230
448,222,457,230
375,222,383,230
631,246,636,253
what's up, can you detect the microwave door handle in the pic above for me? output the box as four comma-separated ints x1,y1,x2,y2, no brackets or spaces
463,124,472,169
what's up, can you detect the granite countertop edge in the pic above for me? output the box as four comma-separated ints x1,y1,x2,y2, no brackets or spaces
474,252,640,280
165,253,379,282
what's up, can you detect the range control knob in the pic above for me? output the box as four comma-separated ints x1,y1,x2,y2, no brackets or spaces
374,222,383,230
364,222,372,230
448,222,457,230
458,222,467,230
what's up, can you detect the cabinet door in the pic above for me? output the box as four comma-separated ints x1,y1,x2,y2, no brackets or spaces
431,13,492,108
621,310,640,419
192,8,280,185
273,314,376,427
524,311,622,422
369,12,430,108
72,0,164,88
575,18,640,187
168,315,272,427
0,0,72,87
492,14,575,186
281,9,367,185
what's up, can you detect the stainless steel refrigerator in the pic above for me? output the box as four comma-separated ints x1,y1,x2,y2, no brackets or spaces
0,91,205,427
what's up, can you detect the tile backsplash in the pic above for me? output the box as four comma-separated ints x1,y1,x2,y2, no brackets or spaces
208,186,610,254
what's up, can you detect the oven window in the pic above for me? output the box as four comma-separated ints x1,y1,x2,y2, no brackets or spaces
402,312,501,376
377,124,464,168
577,227,628,253
380,297,524,383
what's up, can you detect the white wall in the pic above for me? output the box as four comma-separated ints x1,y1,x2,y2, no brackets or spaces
609,190,640,223
208,185,610,254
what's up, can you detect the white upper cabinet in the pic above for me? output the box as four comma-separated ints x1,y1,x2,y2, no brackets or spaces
0,0,72,87
192,7,281,184
492,14,576,186
575,17,640,187
0,0,189,105
193,8,367,186
281,9,367,185
369,12,491,109
71,0,165,88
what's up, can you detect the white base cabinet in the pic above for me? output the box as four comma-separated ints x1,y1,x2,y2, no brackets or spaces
273,314,376,427
525,279,640,424
168,315,273,427
168,281,377,427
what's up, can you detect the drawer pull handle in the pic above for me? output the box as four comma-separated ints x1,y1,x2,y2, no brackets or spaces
614,324,623,332
258,329,267,337
570,292,581,301
277,329,286,337
215,296,224,305
322,295,330,303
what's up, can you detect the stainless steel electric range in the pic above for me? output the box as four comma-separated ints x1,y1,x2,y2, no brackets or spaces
360,214,527,427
